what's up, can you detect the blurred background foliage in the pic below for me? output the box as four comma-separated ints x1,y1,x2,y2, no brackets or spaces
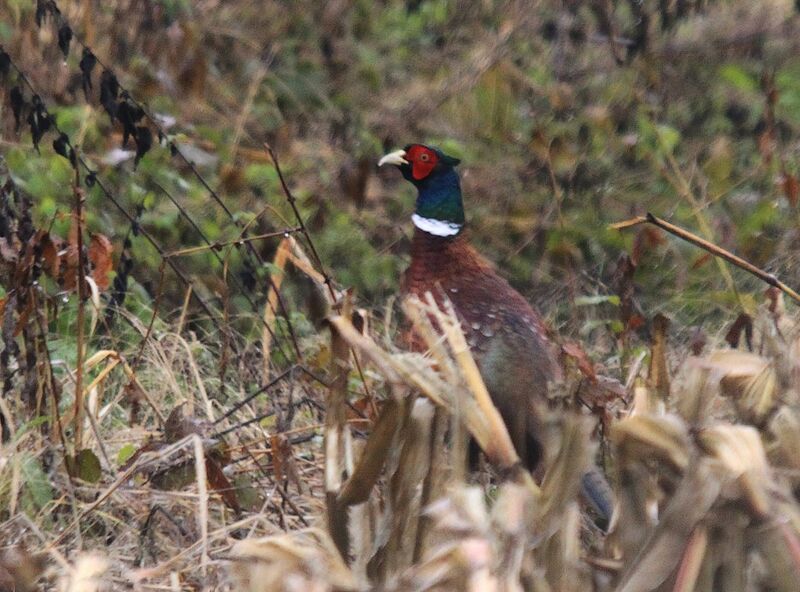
2,0,800,349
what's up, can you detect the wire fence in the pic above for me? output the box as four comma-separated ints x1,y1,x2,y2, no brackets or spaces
0,3,341,438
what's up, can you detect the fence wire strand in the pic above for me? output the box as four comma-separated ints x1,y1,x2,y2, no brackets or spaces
0,39,325,434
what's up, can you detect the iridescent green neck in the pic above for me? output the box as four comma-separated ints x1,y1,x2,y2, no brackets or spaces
414,168,465,228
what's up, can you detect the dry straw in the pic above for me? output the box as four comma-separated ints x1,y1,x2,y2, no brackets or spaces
228,277,800,591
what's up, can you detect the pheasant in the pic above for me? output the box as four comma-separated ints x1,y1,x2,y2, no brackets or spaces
379,143,613,522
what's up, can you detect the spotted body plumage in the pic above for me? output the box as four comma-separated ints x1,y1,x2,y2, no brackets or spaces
403,225,560,468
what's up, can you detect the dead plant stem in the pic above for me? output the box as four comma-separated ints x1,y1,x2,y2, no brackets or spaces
73,180,86,449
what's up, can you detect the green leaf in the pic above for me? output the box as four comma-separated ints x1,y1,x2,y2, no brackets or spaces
16,415,50,438
609,320,625,334
66,449,102,483
655,125,681,155
719,64,758,93
117,443,137,466
232,475,263,512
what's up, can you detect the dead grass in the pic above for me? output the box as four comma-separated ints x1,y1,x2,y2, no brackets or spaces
2,271,799,591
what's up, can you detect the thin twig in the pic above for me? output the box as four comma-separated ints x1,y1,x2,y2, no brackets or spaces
164,228,302,258
72,179,86,448
212,365,295,427
264,144,336,300
611,213,800,304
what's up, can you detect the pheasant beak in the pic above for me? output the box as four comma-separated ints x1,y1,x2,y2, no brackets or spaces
378,149,408,167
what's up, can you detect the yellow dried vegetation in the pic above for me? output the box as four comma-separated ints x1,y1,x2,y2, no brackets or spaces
228,270,800,592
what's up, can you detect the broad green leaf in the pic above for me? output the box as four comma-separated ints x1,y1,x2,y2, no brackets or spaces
66,449,102,483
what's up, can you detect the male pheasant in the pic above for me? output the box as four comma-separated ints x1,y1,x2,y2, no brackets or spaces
379,143,613,522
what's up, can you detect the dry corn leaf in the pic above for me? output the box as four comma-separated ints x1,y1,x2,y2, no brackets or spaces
736,365,778,425
698,425,771,519
229,530,359,592
338,397,407,506
616,460,721,592
60,553,109,592
697,350,769,397
538,415,593,532
768,407,800,470
612,414,691,472
0,547,46,592
751,521,800,592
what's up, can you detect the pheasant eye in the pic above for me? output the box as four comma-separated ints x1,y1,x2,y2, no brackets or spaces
419,153,430,162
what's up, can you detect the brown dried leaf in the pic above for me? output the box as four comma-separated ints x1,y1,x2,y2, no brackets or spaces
688,326,706,356
561,340,597,383
764,286,783,316
38,232,61,279
578,375,627,409
13,296,33,337
725,313,753,350
757,130,775,164
88,233,113,290
612,253,638,335
631,226,665,266
270,433,286,485
270,433,300,492
627,313,646,332
346,395,378,422
725,312,753,351
164,405,212,442
61,209,82,292
61,244,79,292
781,173,799,208
206,454,241,514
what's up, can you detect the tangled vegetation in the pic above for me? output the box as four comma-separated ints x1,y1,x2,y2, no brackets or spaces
1,0,800,590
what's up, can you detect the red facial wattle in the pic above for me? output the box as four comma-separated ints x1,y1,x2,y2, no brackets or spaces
406,145,438,180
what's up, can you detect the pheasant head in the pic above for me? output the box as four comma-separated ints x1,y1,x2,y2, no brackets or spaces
379,143,465,237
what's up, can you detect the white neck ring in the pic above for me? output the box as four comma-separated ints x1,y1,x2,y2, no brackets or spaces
412,213,463,237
